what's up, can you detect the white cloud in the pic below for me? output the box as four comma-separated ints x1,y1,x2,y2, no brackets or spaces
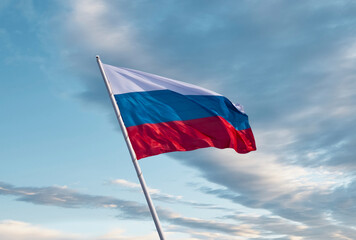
110,179,141,190
194,148,346,200
0,182,260,236
98,228,158,240
0,220,166,240
158,209,260,238
0,220,82,240
110,179,182,200
61,0,156,68
109,178,234,211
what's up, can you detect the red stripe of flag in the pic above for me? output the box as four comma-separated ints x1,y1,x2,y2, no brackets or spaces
127,116,256,159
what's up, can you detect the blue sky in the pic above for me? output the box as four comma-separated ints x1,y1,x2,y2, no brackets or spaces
1,0,355,239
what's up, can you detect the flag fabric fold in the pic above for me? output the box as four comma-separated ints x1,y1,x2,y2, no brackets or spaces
102,63,256,159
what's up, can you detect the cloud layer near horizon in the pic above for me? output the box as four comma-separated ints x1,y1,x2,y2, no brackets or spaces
0,219,160,240
0,182,259,238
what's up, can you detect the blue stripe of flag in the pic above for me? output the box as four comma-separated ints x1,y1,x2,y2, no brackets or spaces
114,90,251,130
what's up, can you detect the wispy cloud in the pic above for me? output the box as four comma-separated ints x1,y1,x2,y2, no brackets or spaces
0,182,257,237
96,228,159,240
0,220,82,240
157,208,259,238
0,220,165,240
3,179,354,239
170,149,356,239
109,179,183,202
0,182,150,219
109,179,230,210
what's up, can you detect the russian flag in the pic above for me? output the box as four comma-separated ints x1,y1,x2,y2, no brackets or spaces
102,64,256,159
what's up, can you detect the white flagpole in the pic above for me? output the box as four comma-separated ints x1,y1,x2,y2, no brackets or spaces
96,56,166,240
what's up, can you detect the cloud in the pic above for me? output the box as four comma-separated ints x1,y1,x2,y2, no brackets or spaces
62,0,154,66
0,182,151,220
110,179,182,201
0,220,164,240
97,228,158,240
109,179,230,210
224,213,356,240
169,148,356,239
0,182,258,237
0,220,82,240
157,208,259,238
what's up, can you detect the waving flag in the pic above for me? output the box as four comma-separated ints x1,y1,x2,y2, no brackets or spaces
102,63,256,159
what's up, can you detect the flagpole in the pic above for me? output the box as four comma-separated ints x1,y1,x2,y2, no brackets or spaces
96,56,166,240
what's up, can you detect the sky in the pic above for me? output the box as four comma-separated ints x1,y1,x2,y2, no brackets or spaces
0,0,355,239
